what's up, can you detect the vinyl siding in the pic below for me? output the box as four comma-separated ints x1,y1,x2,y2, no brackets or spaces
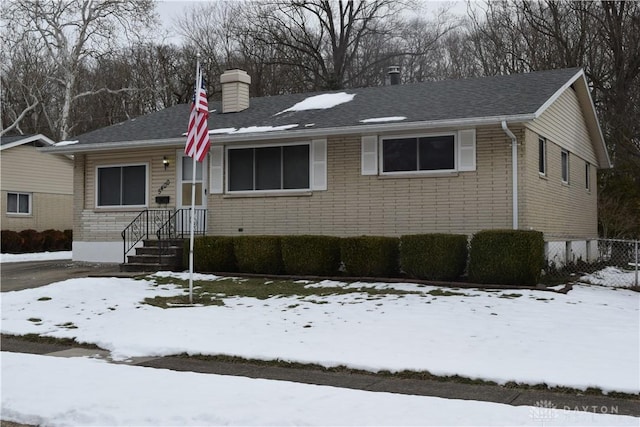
526,86,598,165
1,144,73,231
1,145,73,194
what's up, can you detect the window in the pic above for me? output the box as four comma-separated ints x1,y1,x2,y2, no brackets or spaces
561,150,569,183
585,162,591,191
227,144,310,192
97,164,147,207
382,134,456,173
7,192,31,214
538,137,546,175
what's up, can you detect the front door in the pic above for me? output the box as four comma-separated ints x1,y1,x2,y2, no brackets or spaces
176,150,207,234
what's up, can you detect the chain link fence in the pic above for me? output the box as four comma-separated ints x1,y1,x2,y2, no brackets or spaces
542,238,639,288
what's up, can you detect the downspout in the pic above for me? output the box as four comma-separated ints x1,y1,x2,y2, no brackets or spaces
501,121,518,230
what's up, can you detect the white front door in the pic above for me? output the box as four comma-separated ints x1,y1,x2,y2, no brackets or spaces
176,150,207,234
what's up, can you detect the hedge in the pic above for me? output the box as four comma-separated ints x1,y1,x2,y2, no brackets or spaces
400,234,468,281
1,229,71,253
468,229,545,285
233,235,282,274
341,236,399,277
281,235,341,276
190,236,237,272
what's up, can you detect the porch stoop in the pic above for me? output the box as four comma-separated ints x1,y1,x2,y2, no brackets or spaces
120,239,185,273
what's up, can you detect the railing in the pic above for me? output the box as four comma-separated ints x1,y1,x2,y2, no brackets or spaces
121,209,173,262
155,208,207,264
543,238,639,288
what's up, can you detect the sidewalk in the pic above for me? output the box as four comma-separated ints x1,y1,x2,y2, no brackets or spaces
2,334,638,418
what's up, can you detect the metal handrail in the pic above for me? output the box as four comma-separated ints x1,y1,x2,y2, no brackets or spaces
121,209,173,262
155,208,207,264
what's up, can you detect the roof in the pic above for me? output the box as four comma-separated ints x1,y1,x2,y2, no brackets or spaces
41,68,610,168
0,134,56,151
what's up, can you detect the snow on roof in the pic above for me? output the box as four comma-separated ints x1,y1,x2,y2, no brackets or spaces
56,140,79,146
277,92,355,115
233,124,299,134
209,128,237,135
359,116,407,123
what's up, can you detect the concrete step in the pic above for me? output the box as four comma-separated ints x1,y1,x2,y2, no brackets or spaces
135,246,182,256
119,262,182,273
143,239,185,248
127,254,181,265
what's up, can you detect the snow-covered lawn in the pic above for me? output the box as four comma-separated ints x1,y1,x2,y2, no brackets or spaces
0,251,72,263
580,266,639,288
2,352,636,427
1,272,638,395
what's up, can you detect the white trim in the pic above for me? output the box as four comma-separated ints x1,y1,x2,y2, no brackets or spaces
561,149,570,184
225,141,312,194
209,146,224,194
379,131,458,176
361,135,378,175
311,138,327,191
6,191,32,215
72,241,125,263
533,69,584,118
538,136,547,176
176,150,208,209
95,163,149,208
501,121,519,230
1,134,56,151
457,129,476,172
39,114,536,154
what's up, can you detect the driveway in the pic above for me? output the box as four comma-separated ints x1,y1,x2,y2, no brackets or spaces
1,260,121,292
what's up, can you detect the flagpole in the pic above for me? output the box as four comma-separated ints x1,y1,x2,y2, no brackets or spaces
188,55,201,304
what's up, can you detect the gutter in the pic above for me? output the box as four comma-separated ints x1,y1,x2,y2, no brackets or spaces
40,113,534,154
501,121,518,230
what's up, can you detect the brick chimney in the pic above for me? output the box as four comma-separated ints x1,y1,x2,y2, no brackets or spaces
220,69,251,113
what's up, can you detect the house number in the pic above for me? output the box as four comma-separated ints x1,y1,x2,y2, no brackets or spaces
158,179,170,195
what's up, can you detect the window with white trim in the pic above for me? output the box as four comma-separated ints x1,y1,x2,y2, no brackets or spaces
227,144,310,192
538,137,547,175
7,192,31,214
97,164,147,207
381,134,456,174
561,150,569,183
585,162,591,191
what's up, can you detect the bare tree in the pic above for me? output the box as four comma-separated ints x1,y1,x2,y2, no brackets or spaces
1,0,155,140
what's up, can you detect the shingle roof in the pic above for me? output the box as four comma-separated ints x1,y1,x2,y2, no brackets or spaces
68,68,583,145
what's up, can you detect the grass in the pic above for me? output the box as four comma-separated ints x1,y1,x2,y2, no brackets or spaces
143,275,424,308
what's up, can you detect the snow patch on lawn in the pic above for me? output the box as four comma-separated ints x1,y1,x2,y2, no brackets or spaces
0,251,72,263
1,276,638,393
580,267,638,288
2,352,637,427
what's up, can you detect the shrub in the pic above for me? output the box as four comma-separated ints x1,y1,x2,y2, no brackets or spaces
1,230,23,253
400,234,468,281
19,229,44,252
42,229,68,251
341,236,399,277
191,236,237,272
233,236,282,274
468,229,545,285
63,229,73,250
281,235,341,276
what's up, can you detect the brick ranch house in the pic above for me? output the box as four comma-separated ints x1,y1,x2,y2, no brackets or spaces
42,68,610,267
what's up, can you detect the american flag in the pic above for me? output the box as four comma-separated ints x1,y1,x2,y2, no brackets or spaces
185,62,210,162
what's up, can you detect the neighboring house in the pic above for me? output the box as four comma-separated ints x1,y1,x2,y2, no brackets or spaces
1,134,73,232
43,68,611,265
